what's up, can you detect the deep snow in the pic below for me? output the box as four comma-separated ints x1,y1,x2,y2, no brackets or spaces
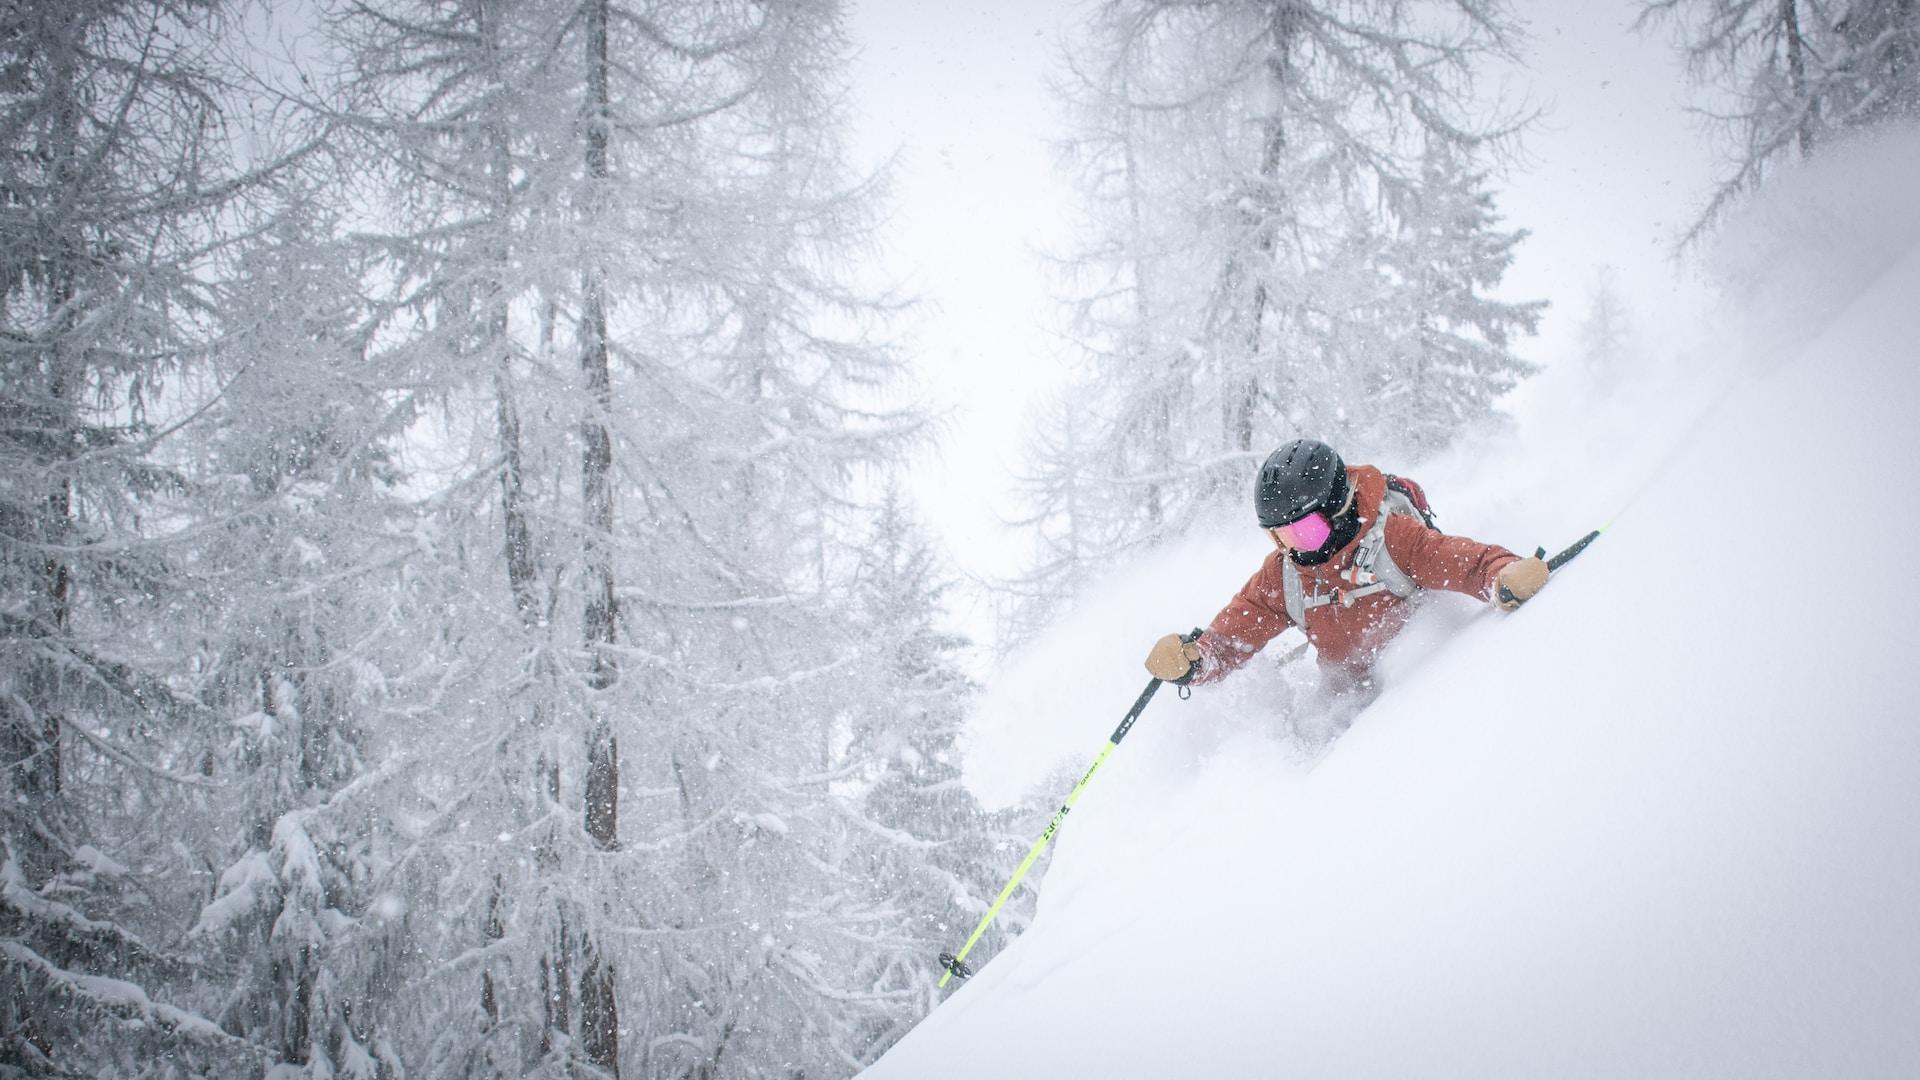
863,132,1920,1079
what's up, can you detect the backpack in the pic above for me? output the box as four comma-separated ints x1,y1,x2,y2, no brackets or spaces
1279,474,1437,627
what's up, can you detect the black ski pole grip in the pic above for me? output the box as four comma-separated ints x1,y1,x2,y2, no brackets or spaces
1546,529,1602,571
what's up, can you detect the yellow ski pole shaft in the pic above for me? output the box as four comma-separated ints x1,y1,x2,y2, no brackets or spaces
938,629,1200,988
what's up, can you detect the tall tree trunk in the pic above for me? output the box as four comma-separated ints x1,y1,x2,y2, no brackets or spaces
496,370,537,618
1781,0,1815,158
492,180,536,621
1123,104,1170,527
578,1,621,1073
578,936,619,1072
481,880,505,1027
580,0,620,844
8,23,82,873
476,0,538,627
539,915,572,1056
1230,1,1302,452
469,0,551,1054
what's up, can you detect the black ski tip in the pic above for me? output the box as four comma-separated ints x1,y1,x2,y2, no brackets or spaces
938,952,973,980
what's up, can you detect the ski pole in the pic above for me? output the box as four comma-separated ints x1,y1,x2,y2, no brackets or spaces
938,628,1202,988
1498,525,1609,607
1542,527,1604,571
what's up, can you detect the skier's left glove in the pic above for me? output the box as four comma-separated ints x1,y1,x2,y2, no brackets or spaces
1494,556,1549,610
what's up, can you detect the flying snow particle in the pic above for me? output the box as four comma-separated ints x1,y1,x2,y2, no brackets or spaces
291,536,326,566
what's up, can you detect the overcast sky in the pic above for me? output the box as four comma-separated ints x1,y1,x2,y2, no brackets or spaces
840,0,1722,639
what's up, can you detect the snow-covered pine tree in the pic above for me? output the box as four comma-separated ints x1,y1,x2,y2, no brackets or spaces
1575,266,1637,393
1828,1,1920,123
313,0,949,1075
1375,143,1545,454
841,489,1037,1028
0,0,991,1074
178,187,423,1078
300,0,574,1070
1639,0,1920,242
1018,0,1540,613
1003,391,1109,641
581,6,942,1068
0,1,306,1074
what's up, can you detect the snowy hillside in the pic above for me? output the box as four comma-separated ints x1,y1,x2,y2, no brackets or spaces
862,138,1920,1079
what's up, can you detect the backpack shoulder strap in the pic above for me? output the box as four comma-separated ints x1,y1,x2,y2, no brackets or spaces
1355,489,1420,599
1281,557,1308,626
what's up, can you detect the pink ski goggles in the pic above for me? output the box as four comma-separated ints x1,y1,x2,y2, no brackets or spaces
1269,511,1332,552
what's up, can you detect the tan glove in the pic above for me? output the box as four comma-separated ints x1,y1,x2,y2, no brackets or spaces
1494,556,1549,610
1145,633,1202,683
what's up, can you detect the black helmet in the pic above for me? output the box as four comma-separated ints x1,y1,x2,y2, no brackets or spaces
1254,439,1349,528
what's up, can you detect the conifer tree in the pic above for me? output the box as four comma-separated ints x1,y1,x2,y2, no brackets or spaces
1575,266,1636,392
314,0,940,1074
182,191,416,1077
0,0,1006,1074
1019,0,1540,612
845,491,1026,1019
0,1,306,1073
1639,0,1920,241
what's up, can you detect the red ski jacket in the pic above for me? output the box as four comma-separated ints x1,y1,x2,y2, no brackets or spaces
1191,466,1519,682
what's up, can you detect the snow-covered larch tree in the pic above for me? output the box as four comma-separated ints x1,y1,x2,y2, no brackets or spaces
0,0,1011,1073
0,0,311,1074
839,490,1031,1025
1015,0,1541,612
180,187,423,1077
313,0,956,1075
1639,0,1920,242
1574,265,1637,393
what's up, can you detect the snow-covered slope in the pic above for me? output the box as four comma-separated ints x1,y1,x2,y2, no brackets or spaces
865,148,1920,1079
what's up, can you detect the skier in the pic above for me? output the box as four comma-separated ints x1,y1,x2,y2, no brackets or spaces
1145,439,1548,698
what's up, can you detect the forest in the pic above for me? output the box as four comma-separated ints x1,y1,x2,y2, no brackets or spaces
2,0,1912,1077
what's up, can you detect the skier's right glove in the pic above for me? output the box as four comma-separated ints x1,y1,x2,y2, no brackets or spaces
1145,633,1202,685
1494,556,1549,610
